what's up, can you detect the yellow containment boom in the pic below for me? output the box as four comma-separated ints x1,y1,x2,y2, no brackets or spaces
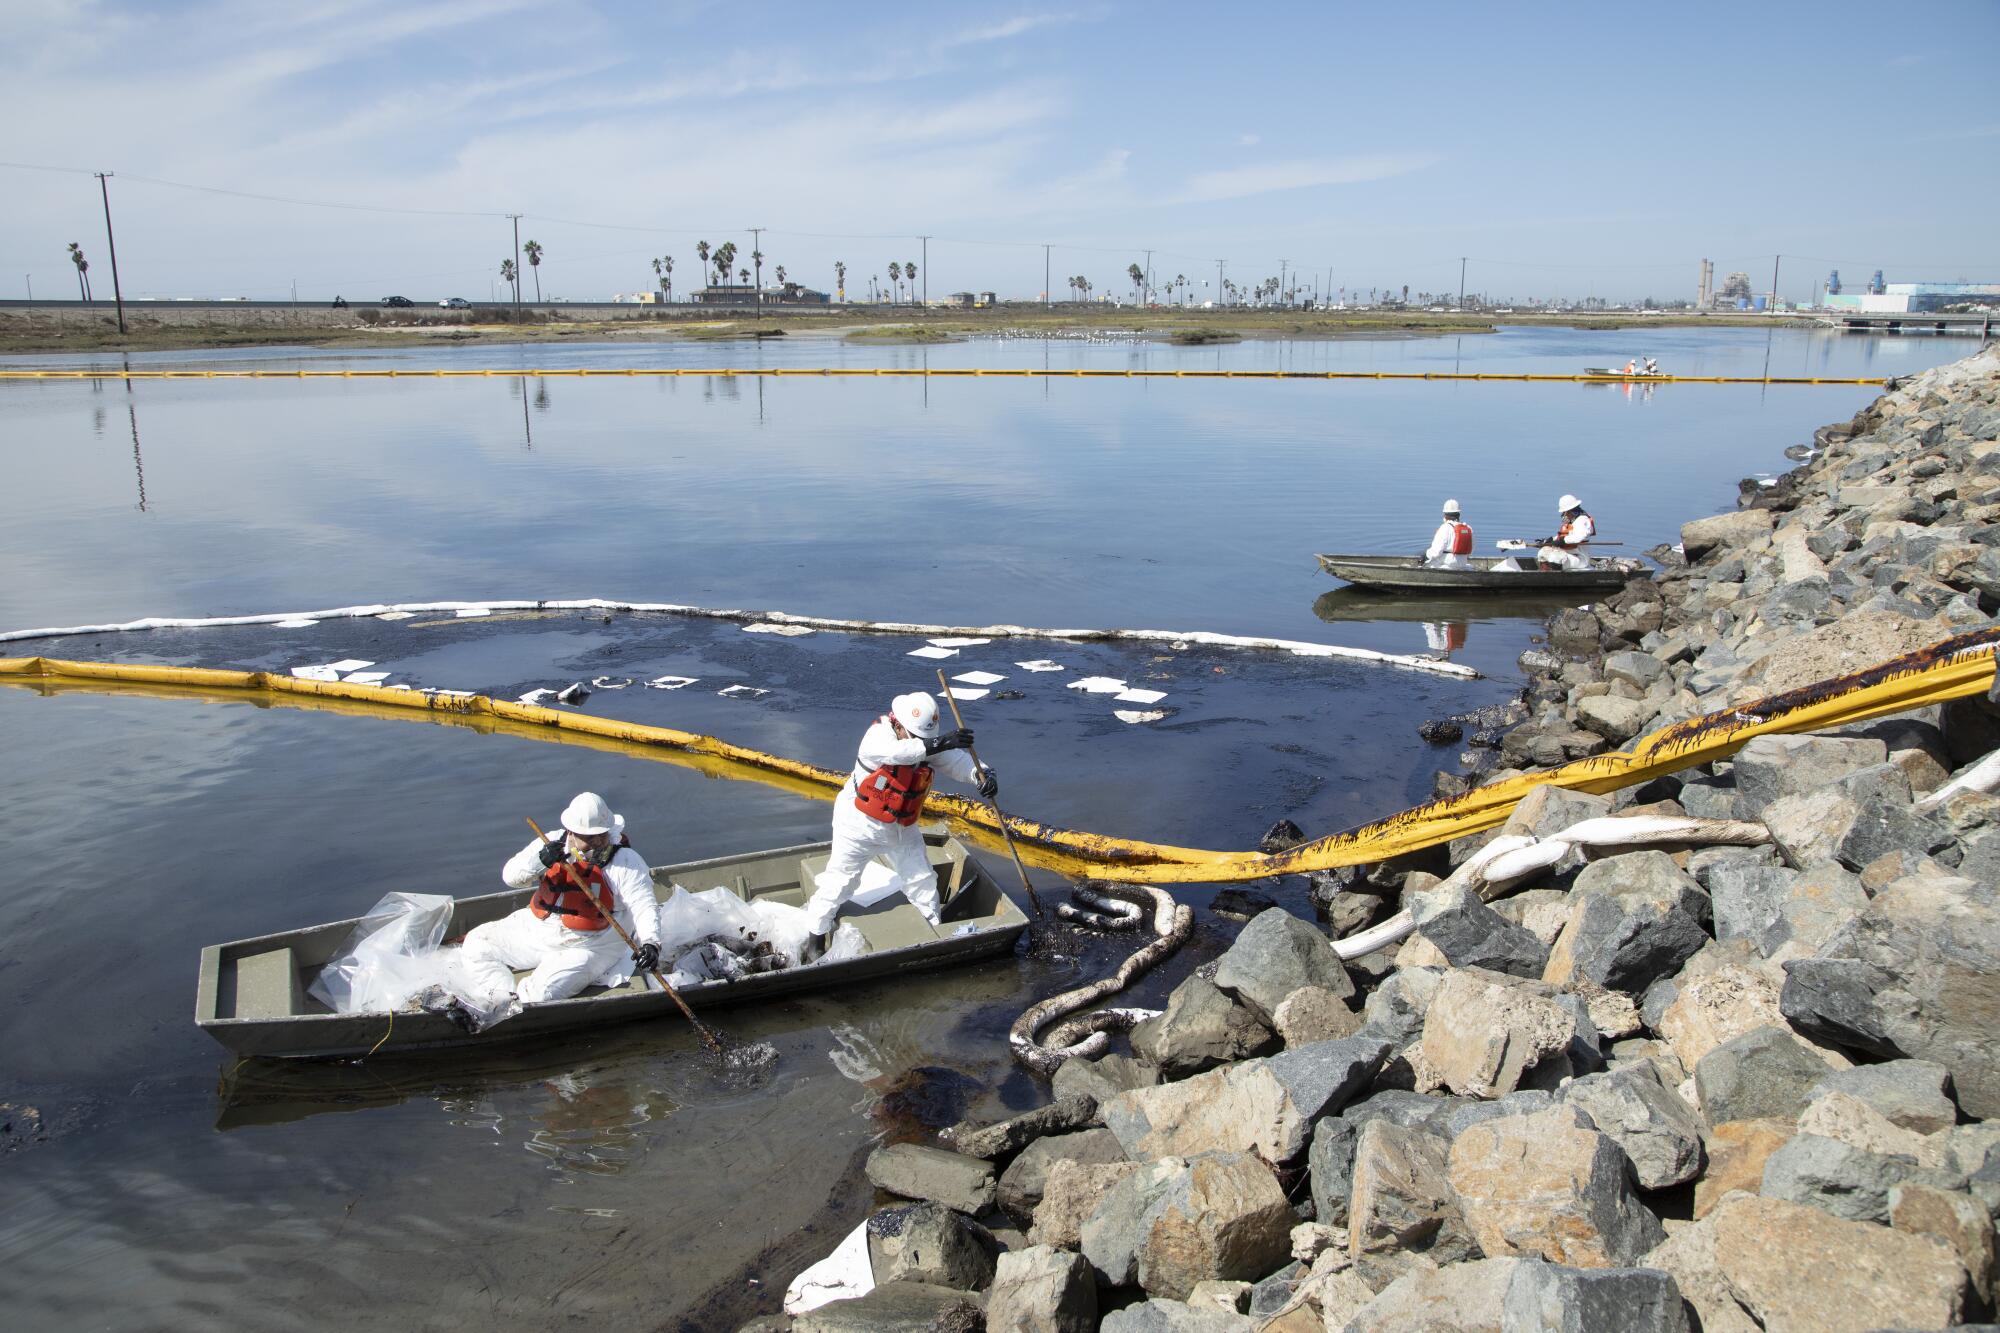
4,626,1995,883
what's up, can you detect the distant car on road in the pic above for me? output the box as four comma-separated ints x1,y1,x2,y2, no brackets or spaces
381,295,414,308
439,296,471,309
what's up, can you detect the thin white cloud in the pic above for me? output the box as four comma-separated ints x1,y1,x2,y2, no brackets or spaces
938,11,1079,49
1172,154,1438,204
1238,133,1260,147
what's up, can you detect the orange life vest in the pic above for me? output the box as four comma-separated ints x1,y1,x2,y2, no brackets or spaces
1446,521,1473,555
852,723,935,826
1558,511,1592,544
529,849,623,931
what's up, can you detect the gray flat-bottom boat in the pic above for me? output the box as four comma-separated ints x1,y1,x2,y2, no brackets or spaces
1316,553,1642,593
196,831,1026,1059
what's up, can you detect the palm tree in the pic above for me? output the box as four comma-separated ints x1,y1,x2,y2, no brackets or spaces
696,241,711,295
652,255,674,301
500,258,517,298
523,240,544,301
1128,263,1144,305
752,248,764,296
888,261,902,303
1174,273,1186,306
774,265,787,288
67,242,91,300
834,261,847,301
905,261,916,304
714,242,737,289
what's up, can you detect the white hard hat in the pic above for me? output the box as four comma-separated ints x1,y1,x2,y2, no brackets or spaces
1558,494,1581,512
891,691,942,739
1441,499,1461,515
560,791,616,835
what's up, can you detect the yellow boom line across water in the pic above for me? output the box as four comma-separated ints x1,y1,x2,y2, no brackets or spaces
0,368,1886,386
3,630,1993,882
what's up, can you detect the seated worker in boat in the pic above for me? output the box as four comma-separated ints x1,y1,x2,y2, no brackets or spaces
801,692,996,954
455,792,663,1010
1621,358,1637,374
1642,356,1659,375
1538,494,1596,571
1423,499,1474,570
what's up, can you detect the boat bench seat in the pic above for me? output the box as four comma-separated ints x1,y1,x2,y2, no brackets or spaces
795,851,960,950
229,946,305,1019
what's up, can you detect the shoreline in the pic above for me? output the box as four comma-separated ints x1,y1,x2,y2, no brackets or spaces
757,343,2000,1331
0,305,1854,357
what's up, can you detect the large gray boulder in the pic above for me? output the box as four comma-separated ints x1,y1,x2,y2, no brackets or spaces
1359,966,1443,1048
1499,1262,1692,1333
793,1281,985,1333
1080,1152,1292,1300
1051,1053,1158,1106
1306,1090,1469,1230
1781,871,2000,1117
1806,1059,1958,1135
1102,1038,1390,1164
996,1127,1127,1224
1760,763,1948,871
1563,1065,1706,1190
1576,695,1653,743
865,1143,998,1214
1212,909,1353,1023
1447,1104,1666,1268
1345,1119,1479,1264
1729,734,1888,816
1757,1132,1927,1224
1542,852,1710,993
1692,1025,1832,1127
984,1245,1096,1333
1409,884,1550,978
866,1202,998,1290
1129,975,1277,1078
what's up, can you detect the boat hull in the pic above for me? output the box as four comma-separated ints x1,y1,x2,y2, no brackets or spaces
1315,553,1638,592
196,833,1027,1059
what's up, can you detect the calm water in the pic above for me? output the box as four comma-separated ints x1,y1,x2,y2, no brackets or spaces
0,325,1976,1329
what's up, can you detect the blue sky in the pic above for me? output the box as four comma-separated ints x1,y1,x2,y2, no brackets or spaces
3,0,1995,303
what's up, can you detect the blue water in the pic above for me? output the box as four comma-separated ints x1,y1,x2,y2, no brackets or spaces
0,325,1977,1328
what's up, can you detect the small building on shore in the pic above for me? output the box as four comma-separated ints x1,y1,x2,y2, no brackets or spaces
693,284,830,306
1823,283,2000,314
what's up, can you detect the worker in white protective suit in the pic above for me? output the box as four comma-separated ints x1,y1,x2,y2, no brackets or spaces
1538,494,1596,571
801,692,995,951
1424,499,1474,570
452,792,663,1019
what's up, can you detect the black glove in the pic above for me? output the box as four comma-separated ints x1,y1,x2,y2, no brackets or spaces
926,728,974,755
632,942,660,972
977,765,999,799
538,838,568,868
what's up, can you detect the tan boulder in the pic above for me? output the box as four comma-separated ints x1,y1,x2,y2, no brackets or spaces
1657,964,1786,1070
1418,968,1576,1099
1029,1160,1141,1249
1694,1119,1796,1220
1446,1104,1665,1267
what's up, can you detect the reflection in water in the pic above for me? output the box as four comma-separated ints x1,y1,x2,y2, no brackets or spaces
1312,585,1601,660
1422,620,1468,657
519,374,532,448
129,401,147,512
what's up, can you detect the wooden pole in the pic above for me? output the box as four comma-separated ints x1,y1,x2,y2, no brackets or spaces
525,816,720,1051
936,670,1045,918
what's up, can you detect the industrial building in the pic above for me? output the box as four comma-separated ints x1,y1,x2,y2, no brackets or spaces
1822,283,2000,314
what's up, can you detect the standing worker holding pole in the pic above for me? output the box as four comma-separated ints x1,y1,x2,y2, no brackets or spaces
801,691,999,955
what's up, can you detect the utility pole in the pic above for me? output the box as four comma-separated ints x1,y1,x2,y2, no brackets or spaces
509,214,522,305
1217,259,1226,307
1143,248,1153,305
1770,253,1782,313
1279,259,1288,308
918,235,930,307
24,276,31,301
1458,257,1467,309
750,226,764,318
1043,244,1051,308
95,172,126,334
